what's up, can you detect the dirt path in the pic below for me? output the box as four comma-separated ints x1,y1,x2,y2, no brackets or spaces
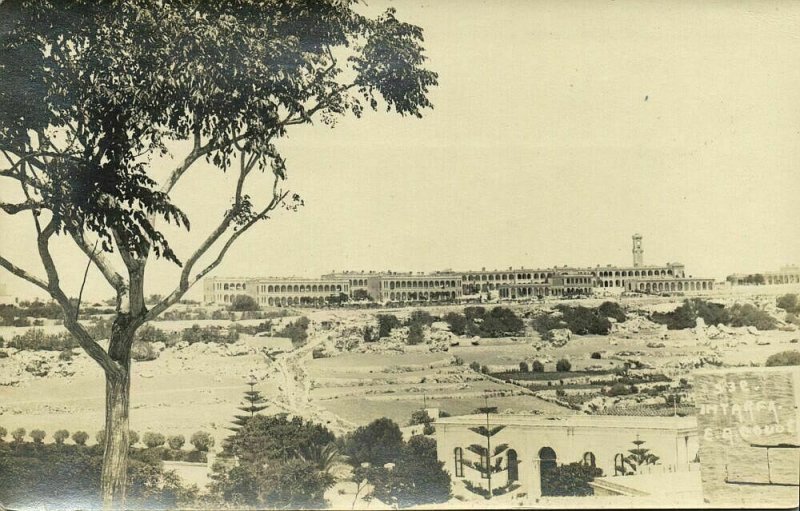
271,321,356,435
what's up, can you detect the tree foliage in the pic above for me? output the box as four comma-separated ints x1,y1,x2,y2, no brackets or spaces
229,294,259,312
342,417,404,468
765,350,800,367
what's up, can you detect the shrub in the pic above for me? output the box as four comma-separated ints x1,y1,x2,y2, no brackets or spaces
480,365,489,374
777,294,800,313
58,348,74,361
728,303,777,330
8,329,78,351
519,361,529,372
229,294,259,311
96,429,106,445
407,322,424,345
765,350,800,367
607,383,631,396
129,430,140,447
591,352,602,359
190,431,214,452
30,429,46,444
597,301,626,323
443,312,467,335
72,431,89,446
409,410,433,426
168,434,186,450
276,317,310,347
377,314,401,338
53,429,69,445
407,310,436,327
541,462,602,496
11,428,26,443
143,432,166,449
556,358,571,372
131,341,159,361
468,361,481,372
0,426,6,441
531,360,544,373
422,422,435,435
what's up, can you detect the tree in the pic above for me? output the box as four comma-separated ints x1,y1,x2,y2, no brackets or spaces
519,361,529,373
190,431,214,453
30,429,46,444
229,380,269,432
461,410,517,499
342,417,404,468
167,435,185,451
128,431,139,447
766,350,800,367
407,321,425,345
409,409,433,426
376,314,401,338
443,312,467,335
72,431,89,446
622,437,660,474
142,432,166,449
541,462,602,497
11,428,25,443
229,294,258,312
0,2,435,506
362,435,451,508
556,358,572,372
531,360,544,373
54,429,70,445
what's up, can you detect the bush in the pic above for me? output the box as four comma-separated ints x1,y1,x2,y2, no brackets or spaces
168,434,185,450
468,361,481,372
777,294,800,313
541,462,602,496
8,329,78,351
765,350,800,367
96,429,106,446
143,432,166,449
407,322,424,345
12,428,26,443
480,365,489,374
376,314,401,338
53,429,69,445
0,426,6,441
190,431,214,452
58,348,74,361
531,360,544,373
519,361,529,372
229,294,259,311
597,301,626,322
607,383,632,396
71,431,89,446
130,430,140,447
591,352,602,359
728,303,777,330
556,359,571,372
276,317,310,347
409,410,433,426
407,310,436,327
443,312,467,335
30,429,46,444
131,341,159,361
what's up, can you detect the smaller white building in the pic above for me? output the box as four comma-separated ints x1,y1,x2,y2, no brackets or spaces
435,413,698,500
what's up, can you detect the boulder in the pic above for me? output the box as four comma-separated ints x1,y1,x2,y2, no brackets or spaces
430,321,451,332
746,325,760,336
548,328,572,346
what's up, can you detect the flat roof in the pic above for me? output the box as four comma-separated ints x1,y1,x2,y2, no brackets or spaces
436,413,697,431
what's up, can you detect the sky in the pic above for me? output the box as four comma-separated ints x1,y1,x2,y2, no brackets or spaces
1,0,799,302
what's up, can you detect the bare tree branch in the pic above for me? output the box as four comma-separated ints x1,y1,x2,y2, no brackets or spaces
0,255,49,293
0,199,44,215
68,226,127,296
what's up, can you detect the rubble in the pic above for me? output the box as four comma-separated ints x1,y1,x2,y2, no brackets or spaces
547,328,572,346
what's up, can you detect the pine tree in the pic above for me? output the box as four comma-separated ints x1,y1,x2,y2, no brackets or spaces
228,380,269,432
461,405,519,499
622,435,660,474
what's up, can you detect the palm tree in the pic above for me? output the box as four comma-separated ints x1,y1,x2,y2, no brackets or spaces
300,443,349,479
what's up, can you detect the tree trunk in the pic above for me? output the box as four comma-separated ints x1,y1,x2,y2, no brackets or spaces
101,364,131,509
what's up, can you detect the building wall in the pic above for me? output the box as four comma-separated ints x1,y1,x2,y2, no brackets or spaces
436,415,698,499
379,275,462,303
625,278,715,294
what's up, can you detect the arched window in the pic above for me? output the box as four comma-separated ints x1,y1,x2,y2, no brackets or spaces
507,449,519,482
454,448,464,477
582,452,596,467
614,453,626,475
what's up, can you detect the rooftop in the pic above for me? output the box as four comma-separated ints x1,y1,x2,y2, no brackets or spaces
436,413,697,431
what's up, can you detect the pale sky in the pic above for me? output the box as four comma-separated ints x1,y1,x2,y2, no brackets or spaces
2,0,799,302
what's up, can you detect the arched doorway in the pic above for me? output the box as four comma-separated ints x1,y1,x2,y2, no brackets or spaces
538,447,558,495
507,449,519,483
582,451,596,467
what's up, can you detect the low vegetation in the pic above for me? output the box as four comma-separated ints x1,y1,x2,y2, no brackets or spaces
531,302,626,337
765,350,800,367
651,299,777,330
276,316,310,347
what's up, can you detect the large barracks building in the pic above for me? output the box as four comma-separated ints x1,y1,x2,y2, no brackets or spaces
204,234,716,306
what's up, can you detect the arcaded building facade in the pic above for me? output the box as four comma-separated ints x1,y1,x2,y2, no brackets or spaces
203,277,349,307
436,414,698,500
203,235,719,306
727,265,800,286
